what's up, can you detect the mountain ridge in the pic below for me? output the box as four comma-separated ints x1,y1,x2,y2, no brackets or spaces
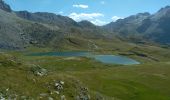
0,0,11,12
0,0,170,50
104,6,170,44
0,0,111,50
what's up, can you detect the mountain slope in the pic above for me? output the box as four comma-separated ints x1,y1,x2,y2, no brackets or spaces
15,11,79,30
0,4,64,49
141,6,170,44
15,11,109,39
104,6,170,44
0,9,27,49
1,0,170,50
103,12,150,35
0,0,115,50
0,10,65,49
0,0,11,12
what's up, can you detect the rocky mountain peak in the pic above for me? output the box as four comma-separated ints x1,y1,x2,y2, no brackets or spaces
16,11,32,19
0,0,12,12
136,12,150,17
152,5,170,20
78,20,95,27
158,6,170,13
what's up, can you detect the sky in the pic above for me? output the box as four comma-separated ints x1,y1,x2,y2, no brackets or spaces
5,0,170,26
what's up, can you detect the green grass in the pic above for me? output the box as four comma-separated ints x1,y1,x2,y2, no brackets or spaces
1,42,170,100
70,63,170,100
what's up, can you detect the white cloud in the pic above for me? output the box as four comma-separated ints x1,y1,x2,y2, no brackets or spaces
68,12,107,26
91,19,108,26
73,4,89,9
69,13,104,21
100,1,105,5
111,16,123,22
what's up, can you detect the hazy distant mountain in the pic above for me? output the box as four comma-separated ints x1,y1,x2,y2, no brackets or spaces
141,6,170,44
104,12,150,35
104,6,170,44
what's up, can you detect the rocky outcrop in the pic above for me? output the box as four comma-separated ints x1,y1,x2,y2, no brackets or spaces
0,0,11,12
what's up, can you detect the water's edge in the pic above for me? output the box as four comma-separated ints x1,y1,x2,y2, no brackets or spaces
27,51,140,65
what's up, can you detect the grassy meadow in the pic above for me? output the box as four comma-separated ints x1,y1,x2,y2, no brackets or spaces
1,42,170,100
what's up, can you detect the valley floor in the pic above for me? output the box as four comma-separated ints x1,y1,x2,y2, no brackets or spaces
0,44,170,100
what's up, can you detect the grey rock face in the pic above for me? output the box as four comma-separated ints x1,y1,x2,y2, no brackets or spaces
0,0,11,12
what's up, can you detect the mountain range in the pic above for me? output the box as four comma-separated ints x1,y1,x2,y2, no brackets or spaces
103,6,170,44
0,0,170,50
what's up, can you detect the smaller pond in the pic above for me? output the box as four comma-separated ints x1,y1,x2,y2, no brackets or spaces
94,55,140,65
28,52,140,65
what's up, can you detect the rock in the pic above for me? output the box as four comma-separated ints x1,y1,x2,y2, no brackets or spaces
75,96,80,100
60,95,66,100
55,83,59,87
0,0,12,12
20,95,27,99
37,68,47,76
0,89,18,100
5,88,9,92
39,93,48,97
78,94,90,100
54,91,60,95
48,97,54,100
95,93,105,100
50,91,53,95
29,40,38,44
8,94,18,100
0,93,5,100
32,79,36,83
55,83,63,91
55,81,64,91
76,87,90,100
60,81,65,85
31,65,48,76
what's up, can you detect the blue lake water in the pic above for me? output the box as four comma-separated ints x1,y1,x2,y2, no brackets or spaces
29,51,89,57
94,55,140,65
28,52,140,65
